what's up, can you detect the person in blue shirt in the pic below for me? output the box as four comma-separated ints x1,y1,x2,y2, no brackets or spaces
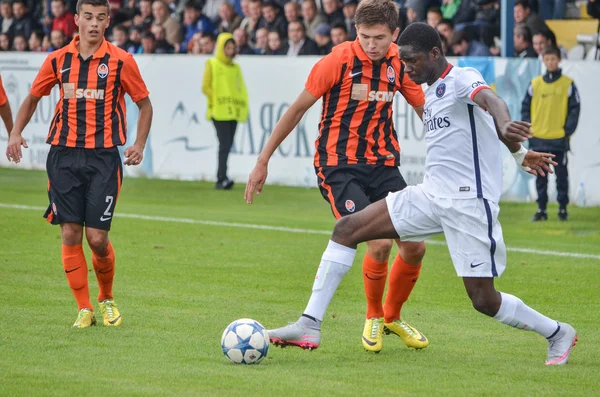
181,1,216,53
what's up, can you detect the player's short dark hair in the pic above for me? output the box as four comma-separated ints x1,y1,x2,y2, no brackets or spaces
76,0,109,14
397,22,442,54
543,45,561,58
355,0,399,34
427,6,442,16
331,23,347,34
514,23,532,43
515,0,530,9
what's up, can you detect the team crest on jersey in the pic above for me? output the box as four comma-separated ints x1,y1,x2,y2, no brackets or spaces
52,202,57,215
436,83,446,98
97,63,109,79
345,200,356,213
386,65,395,83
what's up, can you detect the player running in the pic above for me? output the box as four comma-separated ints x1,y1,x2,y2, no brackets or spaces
6,0,153,328
266,23,577,365
246,0,428,352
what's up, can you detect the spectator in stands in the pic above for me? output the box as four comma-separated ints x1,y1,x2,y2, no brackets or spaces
441,0,461,19
202,32,249,190
514,24,537,58
342,0,357,40
50,0,75,40
218,2,242,33
406,0,426,22
12,0,37,40
151,23,175,53
48,28,65,51
181,1,216,52
152,0,182,47
0,32,10,50
323,0,344,26
514,0,548,36
533,28,567,60
452,0,478,26
450,30,491,56
133,0,154,31
240,0,251,18
302,0,324,40
474,0,500,46
330,22,348,46
28,29,44,51
200,32,217,54
313,22,332,54
112,24,130,50
254,26,268,54
287,20,319,55
12,33,27,51
203,0,225,23
240,0,262,45
436,18,455,41
522,46,580,221
127,26,143,54
141,31,158,53
233,27,255,54
266,29,286,55
427,6,443,28
284,1,300,23
0,0,15,36
538,0,566,20
259,1,287,39
187,34,202,53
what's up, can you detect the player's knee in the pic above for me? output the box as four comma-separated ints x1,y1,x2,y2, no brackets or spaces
331,216,358,247
86,232,109,255
469,291,498,317
61,223,83,246
400,242,426,264
368,240,393,261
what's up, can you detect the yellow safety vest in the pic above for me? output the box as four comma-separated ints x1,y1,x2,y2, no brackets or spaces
530,75,572,140
207,57,249,122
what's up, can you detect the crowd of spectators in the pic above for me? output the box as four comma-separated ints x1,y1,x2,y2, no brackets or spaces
0,0,582,58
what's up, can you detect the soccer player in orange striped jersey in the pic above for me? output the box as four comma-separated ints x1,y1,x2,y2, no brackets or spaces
6,0,153,329
246,0,428,352
0,75,14,137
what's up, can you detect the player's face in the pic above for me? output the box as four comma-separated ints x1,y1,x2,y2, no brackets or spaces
75,5,110,45
399,45,433,85
356,24,398,61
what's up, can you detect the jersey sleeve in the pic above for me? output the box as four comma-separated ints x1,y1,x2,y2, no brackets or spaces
304,52,342,99
454,67,491,105
399,68,425,107
0,76,7,106
30,55,59,98
121,54,150,103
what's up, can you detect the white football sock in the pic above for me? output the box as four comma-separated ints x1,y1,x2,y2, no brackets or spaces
494,292,559,338
303,240,356,322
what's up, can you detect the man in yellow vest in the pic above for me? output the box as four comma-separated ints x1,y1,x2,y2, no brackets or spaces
521,46,580,221
202,32,249,190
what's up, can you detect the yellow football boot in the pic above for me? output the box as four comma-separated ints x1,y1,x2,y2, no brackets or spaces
99,299,122,327
384,319,429,349
362,317,384,352
73,308,96,328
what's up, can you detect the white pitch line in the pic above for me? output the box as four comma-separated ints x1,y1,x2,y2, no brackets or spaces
2,203,599,260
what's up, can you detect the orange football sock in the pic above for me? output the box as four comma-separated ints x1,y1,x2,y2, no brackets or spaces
92,241,115,302
362,253,388,319
383,253,421,323
62,244,92,311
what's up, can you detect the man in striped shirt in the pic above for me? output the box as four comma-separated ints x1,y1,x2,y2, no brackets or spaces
6,0,153,329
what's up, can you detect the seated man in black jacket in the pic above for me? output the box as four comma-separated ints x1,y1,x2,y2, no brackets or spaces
286,20,319,56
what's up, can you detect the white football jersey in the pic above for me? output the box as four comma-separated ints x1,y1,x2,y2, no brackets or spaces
421,65,503,202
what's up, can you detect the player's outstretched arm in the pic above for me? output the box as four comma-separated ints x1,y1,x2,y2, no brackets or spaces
5,94,40,163
124,97,153,166
244,89,318,203
0,101,13,137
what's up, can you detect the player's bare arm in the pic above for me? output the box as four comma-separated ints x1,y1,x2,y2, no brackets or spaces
124,96,153,166
472,88,557,177
245,89,318,203
412,104,424,120
5,94,40,162
0,100,13,137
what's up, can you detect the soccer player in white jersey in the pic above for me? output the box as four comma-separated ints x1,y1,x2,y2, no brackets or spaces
268,23,577,365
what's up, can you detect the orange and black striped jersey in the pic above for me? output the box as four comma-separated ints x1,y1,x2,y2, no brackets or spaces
305,39,425,167
0,75,7,106
30,36,149,149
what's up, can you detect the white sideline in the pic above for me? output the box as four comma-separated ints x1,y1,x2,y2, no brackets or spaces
2,203,599,260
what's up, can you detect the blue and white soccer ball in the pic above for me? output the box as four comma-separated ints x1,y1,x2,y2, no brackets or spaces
221,318,270,364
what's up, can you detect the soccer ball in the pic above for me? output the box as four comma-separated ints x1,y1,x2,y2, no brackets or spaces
221,318,270,364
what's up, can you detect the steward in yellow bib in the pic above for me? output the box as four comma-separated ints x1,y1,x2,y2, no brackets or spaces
202,32,249,190
521,46,580,222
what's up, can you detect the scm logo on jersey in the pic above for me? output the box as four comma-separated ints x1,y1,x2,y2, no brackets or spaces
75,88,105,99
368,91,394,102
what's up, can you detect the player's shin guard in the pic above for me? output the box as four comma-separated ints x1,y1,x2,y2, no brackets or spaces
362,253,388,319
92,241,115,302
383,254,421,323
494,292,559,338
62,244,92,311
304,240,356,321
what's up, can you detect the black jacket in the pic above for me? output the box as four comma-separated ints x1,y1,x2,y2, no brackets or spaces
297,38,320,55
521,69,581,152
